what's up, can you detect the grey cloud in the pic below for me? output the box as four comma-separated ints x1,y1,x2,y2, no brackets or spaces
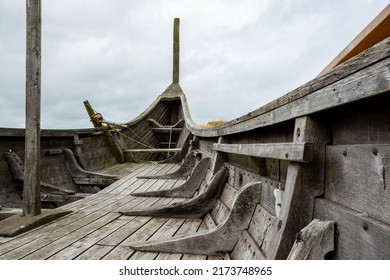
0,0,388,128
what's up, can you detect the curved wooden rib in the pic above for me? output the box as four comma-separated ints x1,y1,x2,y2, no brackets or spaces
132,157,211,198
137,152,196,179
4,151,75,195
128,181,262,255
120,166,228,219
63,149,119,185
147,118,185,129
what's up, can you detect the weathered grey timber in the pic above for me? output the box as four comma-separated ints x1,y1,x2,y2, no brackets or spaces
137,152,196,179
172,18,180,84
4,151,74,195
24,0,41,216
63,149,119,186
128,182,261,255
213,142,314,163
287,219,335,260
119,166,228,218
132,157,211,198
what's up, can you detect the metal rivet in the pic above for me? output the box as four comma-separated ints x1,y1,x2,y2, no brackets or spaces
363,223,368,231
285,153,289,159
277,220,282,230
295,232,302,241
343,150,347,157
372,147,378,156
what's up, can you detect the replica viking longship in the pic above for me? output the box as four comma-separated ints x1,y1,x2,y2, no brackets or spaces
0,3,389,260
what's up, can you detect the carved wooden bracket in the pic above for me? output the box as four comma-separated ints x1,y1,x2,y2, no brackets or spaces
287,219,335,260
120,166,228,219
4,151,74,195
137,151,196,179
63,149,119,185
128,181,262,255
132,157,211,198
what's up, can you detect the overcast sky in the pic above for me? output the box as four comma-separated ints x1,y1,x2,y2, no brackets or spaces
0,0,388,129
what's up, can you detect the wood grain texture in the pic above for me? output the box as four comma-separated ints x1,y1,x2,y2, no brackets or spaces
24,0,42,216
214,142,314,162
314,198,390,259
325,144,390,224
287,219,335,260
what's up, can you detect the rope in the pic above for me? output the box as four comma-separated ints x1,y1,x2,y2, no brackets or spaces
117,129,155,150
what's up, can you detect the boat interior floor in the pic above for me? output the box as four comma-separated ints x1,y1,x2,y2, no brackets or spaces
0,162,226,260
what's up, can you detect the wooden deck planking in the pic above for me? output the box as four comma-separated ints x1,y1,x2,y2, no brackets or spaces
48,215,130,260
22,213,121,259
0,162,220,260
0,212,111,259
102,217,169,259
129,218,186,260
75,244,115,260
0,162,197,260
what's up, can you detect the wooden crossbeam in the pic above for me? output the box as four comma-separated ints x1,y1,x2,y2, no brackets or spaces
213,142,314,162
124,148,181,153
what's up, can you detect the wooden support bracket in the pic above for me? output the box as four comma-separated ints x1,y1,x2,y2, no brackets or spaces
213,142,314,162
63,149,119,185
132,157,211,198
120,166,228,219
137,151,196,179
4,151,75,195
287,219,335,260
128,181,261,255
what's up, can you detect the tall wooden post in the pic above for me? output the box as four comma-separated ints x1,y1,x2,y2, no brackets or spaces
172,18,180,84
24,0,41,216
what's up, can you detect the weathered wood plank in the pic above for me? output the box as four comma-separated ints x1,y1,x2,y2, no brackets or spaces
132,158,210,198
128,182,261,255
219,183,238,210
247,205,278,258
0,212,106,259
120,167,228,219
130,218,185,260
48,215,129,259
98,216,152,246
211,200,230,226
24,0,42,216
75,244,114,260
107,164,166,195
207,254,223,260
97,164,149,194
174,219,203,236
22,213,120,259
124,148,181,153
326,144,390,224
287,219,335,260
214,143,314,162
172,18,180,83
230,230,266,260
155,253,182,260
182,254,207,260
0,211,90,257
202,213,216,230
100,217,167,260
268,116,329,259
314,198,390,259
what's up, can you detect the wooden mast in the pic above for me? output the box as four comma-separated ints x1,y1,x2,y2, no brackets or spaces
172,18,180,84
23,0,41,216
